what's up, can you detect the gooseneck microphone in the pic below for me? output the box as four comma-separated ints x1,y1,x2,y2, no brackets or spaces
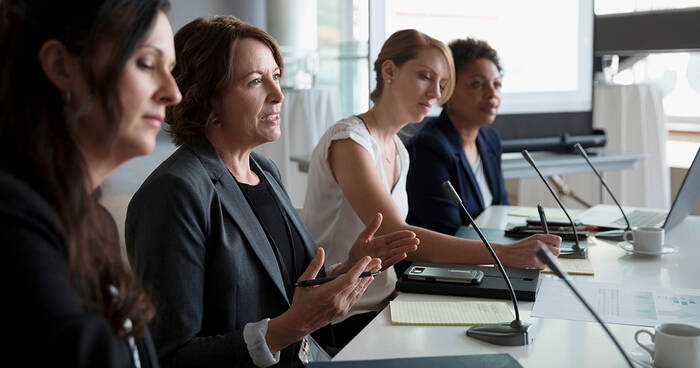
521,150,588,259
535,245,634,368
573,143,631,239
442,180,531,346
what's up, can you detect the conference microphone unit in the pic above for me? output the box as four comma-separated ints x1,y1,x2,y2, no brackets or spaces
521,150,588,259
573,143,631,240
535,245,635,368
442,180,531,346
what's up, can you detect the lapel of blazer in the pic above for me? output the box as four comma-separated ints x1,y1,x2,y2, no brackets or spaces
253,158,317,264
188,140,290,305
440,113,485,210
475,129,498,206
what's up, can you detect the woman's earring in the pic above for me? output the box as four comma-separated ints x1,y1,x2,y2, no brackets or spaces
386,79,392,84
208,112,220,126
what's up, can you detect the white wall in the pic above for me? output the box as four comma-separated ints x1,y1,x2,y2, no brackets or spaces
167,0,266,32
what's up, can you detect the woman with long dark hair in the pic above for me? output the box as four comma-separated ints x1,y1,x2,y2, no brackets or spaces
0,0,181,366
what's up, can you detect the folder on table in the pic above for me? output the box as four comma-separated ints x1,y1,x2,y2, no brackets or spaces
308,354,523,367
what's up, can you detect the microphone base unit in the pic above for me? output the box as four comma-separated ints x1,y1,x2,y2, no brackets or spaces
466,322,533,346
558,246,588,259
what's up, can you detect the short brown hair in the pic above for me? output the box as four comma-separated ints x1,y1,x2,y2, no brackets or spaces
370,29,455,105
165,15,283,146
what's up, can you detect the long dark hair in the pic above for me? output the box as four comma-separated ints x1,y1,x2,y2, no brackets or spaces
0,0,169,337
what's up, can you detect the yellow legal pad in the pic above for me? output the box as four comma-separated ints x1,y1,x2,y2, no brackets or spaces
390,301,514,326
542,257,595,276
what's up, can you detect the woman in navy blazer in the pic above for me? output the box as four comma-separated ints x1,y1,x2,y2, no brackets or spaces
407,38,508,235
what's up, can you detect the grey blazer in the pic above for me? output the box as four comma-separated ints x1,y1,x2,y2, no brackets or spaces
125,139,318,368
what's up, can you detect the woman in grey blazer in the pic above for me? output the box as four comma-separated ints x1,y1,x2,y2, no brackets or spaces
125,16,418,368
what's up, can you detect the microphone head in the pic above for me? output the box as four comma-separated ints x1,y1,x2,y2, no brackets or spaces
520,150,535,166
441,180,463,205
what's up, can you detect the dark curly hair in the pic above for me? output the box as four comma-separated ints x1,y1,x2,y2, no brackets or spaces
166,15,283,146
448,38,502,77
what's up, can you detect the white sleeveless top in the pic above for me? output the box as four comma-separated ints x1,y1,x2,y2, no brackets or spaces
302,116,410,321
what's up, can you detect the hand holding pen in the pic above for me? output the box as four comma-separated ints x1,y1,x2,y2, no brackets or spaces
266,249,381,353
296,271,381,287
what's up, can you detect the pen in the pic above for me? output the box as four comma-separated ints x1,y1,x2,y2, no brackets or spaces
295,271,380,287
537,203,549,234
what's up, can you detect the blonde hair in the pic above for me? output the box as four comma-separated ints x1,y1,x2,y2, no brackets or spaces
370,29,455,105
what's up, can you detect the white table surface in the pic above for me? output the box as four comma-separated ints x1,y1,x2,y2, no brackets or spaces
334,205,700,367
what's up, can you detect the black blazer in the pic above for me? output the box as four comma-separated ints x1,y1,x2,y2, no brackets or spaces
406,111,509,235
0,172,158,368
125,139,318,368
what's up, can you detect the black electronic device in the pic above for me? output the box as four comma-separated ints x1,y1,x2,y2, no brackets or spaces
499,129,606,153
457,226,580,255
404,265,484,285
521,149,588,259
525,217,583,227
535,245,634,368
397,262,539,301
441,180,532,346
505,223,589,241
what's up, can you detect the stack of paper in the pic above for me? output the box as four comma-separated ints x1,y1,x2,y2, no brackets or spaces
390,301,514,326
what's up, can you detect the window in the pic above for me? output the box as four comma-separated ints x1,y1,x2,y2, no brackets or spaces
612,52,700,131
317,0,370,117
595,0,700,163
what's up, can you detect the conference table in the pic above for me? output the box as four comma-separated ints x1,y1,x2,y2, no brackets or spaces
333,205,700,367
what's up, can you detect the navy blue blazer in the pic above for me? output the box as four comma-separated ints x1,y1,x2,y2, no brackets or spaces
406,111,509,235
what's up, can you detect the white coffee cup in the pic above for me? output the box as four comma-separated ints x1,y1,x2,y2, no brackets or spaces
624,227,664,252
634,323,700,368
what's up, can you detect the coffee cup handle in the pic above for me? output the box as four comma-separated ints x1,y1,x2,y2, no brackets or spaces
634,330,655,358
624,230,635,243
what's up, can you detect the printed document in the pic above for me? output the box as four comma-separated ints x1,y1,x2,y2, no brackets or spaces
532,278,700,327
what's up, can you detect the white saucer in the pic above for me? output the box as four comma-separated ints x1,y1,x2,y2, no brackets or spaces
629,346,654,367
616,241,677,256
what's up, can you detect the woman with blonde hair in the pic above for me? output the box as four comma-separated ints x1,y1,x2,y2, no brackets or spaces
303,29,561,345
